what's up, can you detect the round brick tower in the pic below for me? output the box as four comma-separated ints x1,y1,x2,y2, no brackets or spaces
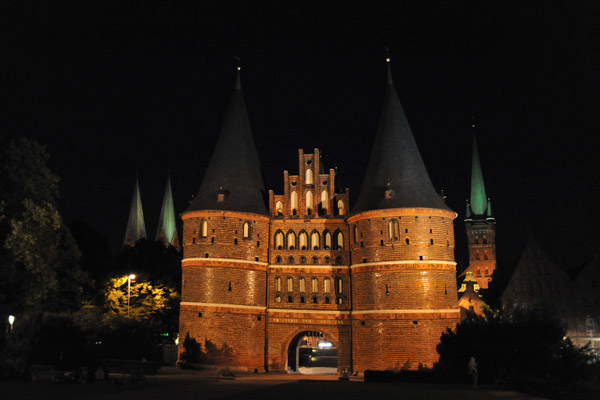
348,57,460,372
179,67,270,371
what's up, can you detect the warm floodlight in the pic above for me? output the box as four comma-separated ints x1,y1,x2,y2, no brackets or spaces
8,315,15,332
127,274,136,317
318,341,332,348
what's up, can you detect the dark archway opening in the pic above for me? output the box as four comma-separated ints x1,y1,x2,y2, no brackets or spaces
287,331,337,374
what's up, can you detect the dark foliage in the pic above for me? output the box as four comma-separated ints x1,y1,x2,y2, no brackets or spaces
436,306,598,393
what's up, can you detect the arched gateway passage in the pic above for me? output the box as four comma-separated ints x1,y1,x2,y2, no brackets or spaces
287,331,337,374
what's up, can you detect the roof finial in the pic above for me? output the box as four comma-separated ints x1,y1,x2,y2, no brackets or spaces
234,56,242,90
384,46,393,85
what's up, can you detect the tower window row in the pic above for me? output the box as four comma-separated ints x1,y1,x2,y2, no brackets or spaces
197,219,253,239
275,193,345,216
274,276,343,295
274,229,344,250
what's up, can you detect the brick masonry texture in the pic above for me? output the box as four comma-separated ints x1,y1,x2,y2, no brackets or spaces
179,150,460,373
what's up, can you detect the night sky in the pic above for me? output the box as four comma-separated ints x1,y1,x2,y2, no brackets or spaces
2,1,599,272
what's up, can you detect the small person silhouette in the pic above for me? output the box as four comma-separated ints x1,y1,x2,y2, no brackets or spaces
467,356,478,387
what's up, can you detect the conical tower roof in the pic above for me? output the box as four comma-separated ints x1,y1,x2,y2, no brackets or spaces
352,58,449,214
156,173,180,248
187,66,268,215
470,134,488,216
123,174,147,246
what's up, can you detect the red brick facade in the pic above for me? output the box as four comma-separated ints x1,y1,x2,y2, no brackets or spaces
463,218,497,289
179,149,460,373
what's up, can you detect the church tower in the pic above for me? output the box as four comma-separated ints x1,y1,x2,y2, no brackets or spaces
156,173,180,250
123,174,147,247
463,133,496,289
348,56,460,370
179,64,270,370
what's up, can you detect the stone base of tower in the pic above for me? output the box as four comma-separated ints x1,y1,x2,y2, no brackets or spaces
351,311,460,372
179,304,266,371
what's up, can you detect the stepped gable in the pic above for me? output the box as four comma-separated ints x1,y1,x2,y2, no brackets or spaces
187,68,268,215
352,58,449,214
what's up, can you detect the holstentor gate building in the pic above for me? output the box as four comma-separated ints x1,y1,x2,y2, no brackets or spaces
179,58,460,373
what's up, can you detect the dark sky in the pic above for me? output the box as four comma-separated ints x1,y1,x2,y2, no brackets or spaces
2,1,599,271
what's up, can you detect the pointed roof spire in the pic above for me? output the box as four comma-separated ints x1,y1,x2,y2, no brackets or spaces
123,174,147,246
470,131,488,216
352,51,450,214
156,172,180,249
187,59,268,215
486,198,494,219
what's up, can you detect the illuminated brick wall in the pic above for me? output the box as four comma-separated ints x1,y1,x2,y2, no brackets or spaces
464,218,496,289
179,149,460,373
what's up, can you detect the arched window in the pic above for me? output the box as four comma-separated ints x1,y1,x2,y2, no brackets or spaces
287,277,293,292
325,297,330,304
275,295,281,303
323,278,331,293
288,296,293,303
291,191,298,215
337,297,343,305
300,256,306,264
311,231,320,250
243,221,251,238
337,199,344,216
288,256,294,264
299,231,308,250
275,201,283,216
305,169,313,185
274,231,284,250
306,191,313,215
388,219,399,240
334,230,344,250
335,256,343,264
275,277,282,292
287,231,296,250
312,296,318,304
325,256,330,264
299,277,306,292
324,230,332,250
300,296,305,303
353,225,359,244
475,252,480,260
275,255,282,263
200,219,208,237
311,278,318,292
405,238,410,245
321,190,329,214
312,256,318,264
335,277,343,293
430,238,434,245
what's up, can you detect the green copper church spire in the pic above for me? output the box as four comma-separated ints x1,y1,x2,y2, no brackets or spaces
470,133,488,216
156,172,180,249
123,173,147,247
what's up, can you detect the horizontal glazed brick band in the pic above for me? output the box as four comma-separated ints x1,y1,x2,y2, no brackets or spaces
182,257,268,271
181,301,266,314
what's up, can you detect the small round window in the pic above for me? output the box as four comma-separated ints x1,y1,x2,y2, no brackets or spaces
322,181,327,185
306,160,312,165
290,181,297,186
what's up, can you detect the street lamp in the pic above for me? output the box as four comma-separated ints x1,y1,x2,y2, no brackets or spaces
127,274,136,317
8,315,15,332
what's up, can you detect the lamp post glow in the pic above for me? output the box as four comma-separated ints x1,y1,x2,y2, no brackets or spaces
127,274,136,317
8,315,15,332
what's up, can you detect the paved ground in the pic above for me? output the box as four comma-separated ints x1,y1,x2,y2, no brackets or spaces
0,366,548,400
